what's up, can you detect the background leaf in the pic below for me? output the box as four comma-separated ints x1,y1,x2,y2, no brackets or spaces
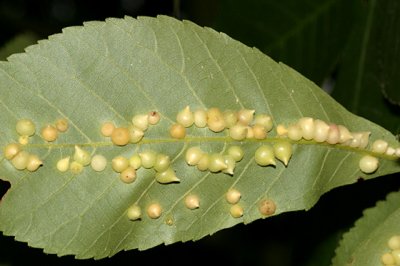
0,32,38,61
332,190,400,266
332,0,400,134
185,0,357,85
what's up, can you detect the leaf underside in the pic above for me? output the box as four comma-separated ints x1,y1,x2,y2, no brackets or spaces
0,15,399,259
332,190,400,266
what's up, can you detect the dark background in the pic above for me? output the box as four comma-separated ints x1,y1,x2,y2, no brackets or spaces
1,0,399,265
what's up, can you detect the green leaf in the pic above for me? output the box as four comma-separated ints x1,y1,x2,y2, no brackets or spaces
373,0,400,107
0,15,399,259
332,0,400,134
332,190,400,266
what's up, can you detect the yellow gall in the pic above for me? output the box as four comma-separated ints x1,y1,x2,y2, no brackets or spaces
207,107,225,132
41,125,58,142
208,153,228,173
120,166,136,184
90,154,107,172
276,124,288,136
18,135,29,145
230,204,244,218
11,151,29,170
16,119,36,137
56,156,70,172
372,139,389,154
222,155,236,175
154,153,171,172
155,167,180,184
170,123,186,139
147,203,162,219
348,131,370,148
196,154,210,171
313,119,330,143
223,110,238,128
254,114,273,132
386,146,396,156
227,146,244,162
100,121,115,137
359,155,379,174
129,154,142,169
26,154,43,172
193,109,207,128
237,109,255,125
74,145,91,166
147,111,161,125
139,150,157,169
176,106,194,128
127,204,141,221
326,124,340,144
111,127,130,146
229,124,248,141
246,126,254,139
298,117,314,140
225,188,241,204
338,125,353,143
55,118,68,132
252,124,267,140
70,161,84,174
184,194,200,210
128,125,144,144
258,199,276,216
112,156,129,173
381,252,396,265
392,250,400,265
165,215,174,226
4,143,21,160
132,114,149,131
388,235,400,250
287,124,302,141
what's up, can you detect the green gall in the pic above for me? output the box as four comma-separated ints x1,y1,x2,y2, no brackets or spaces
227,146,244,162
254,145,276,167
155,167,180,184
273,141,292,166
127,204,141,221
139,150,157,169
74,145,91,166
154,153,171,172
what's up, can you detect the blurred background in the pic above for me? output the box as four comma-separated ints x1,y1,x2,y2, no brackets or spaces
0,0,399,265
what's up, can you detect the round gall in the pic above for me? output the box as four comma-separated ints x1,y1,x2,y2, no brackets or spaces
147,203,162,219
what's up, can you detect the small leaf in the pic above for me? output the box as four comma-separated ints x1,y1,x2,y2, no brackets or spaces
332,190,400,266
0,16,399,259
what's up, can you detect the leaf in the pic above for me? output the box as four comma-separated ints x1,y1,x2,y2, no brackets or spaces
332,0,400,134
0,15,399,259
332,190,400,266
210,0,358,84
372,0,400,107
